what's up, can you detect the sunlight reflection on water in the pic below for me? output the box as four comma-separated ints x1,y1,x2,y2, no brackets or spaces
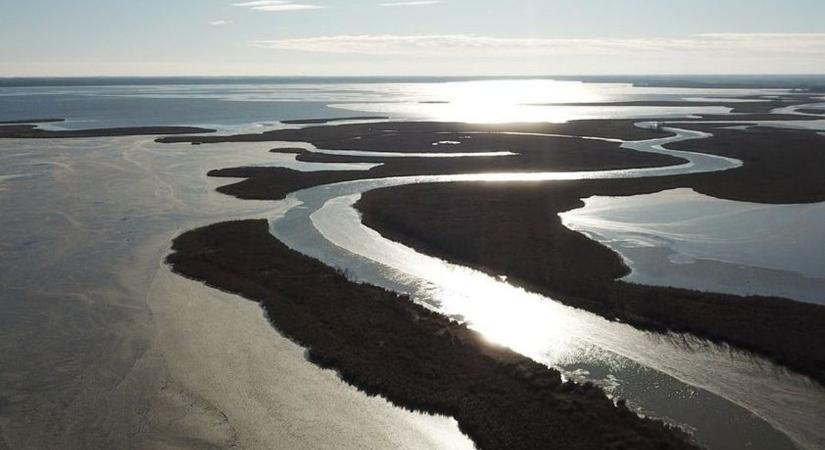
271,126,823,450
561,188,825,303
332,79,733,122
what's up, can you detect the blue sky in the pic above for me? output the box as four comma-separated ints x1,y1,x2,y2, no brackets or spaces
1,0,824,76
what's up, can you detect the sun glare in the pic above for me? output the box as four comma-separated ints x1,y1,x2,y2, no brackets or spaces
418,79,602,123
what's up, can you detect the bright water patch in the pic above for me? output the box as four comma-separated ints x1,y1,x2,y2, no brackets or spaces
560,188,825,304
0,79,789,128
0,136,472,449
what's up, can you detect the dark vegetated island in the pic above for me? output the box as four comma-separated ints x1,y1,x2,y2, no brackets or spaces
159,119,825,205
0,123,216,139
569,74,825,91
355,125,825,385
158,120,680,200
167,219,697,450
543,93,825,115
159,119,672,145
544,99,790,114
796,108,825,115
665,125,825,203
281,116,389,124
0,118,65,125
687,113,820,121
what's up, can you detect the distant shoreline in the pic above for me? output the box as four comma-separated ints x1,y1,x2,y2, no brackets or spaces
2,74,825,91
0,121,215,138
281,115,388,125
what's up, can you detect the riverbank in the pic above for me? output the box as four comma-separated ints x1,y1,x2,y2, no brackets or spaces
0,121,215,138
167,219,697,450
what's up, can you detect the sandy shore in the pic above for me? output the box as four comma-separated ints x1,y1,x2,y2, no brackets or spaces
146,257,472,450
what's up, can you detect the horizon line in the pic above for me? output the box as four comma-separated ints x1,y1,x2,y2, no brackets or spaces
3,73,825,79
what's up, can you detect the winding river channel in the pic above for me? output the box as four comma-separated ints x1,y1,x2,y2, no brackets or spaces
268,125,825,450
3,79,824,449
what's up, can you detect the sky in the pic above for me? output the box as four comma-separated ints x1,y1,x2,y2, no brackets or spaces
1,0,824,76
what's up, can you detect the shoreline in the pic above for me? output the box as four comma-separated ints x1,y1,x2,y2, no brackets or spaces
150,243,475,450
0,121,215,138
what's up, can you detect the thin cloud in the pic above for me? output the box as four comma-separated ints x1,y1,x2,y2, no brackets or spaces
233,1,324,11
209,20,230,25
380,1,441,6
251,33,825,56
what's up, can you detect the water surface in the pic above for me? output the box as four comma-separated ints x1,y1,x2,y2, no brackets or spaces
561,188,825,304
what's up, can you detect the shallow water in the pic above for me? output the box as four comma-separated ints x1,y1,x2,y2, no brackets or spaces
0,137,472,449
561,188,825,304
